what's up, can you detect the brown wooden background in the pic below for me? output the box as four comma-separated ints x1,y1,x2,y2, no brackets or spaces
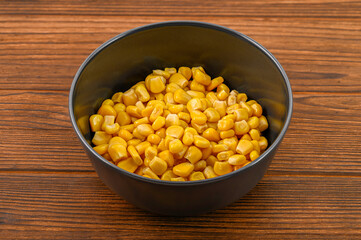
1,0,361,239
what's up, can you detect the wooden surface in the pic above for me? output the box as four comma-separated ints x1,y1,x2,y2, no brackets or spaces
1,0,360,239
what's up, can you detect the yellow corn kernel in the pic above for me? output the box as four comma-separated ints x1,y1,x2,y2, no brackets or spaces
120,123,135,132
203,108,220,123
259,136,268,151
163,109,171,118
193,135,210,148
251,140,260,154
234,108,249,121
149,156,168,175
227,94,237,106
222,137,238,152
145,145,158,160
135,101,145,111
108,144,128,162
164,135,175,149
178,112,190,123
228,154,247,165
240,101,254,117
190,110,207,125
145,75,166,93
136,124,154,137
206,155,218,167
149,104,164,122
171,177,186,181
248,116,260,129
194,160,207,171
147,134,161,145
169,139,183,154
169,73,189,88
127,145,143,166
166,82,181,93
217,89,229,101
102,99,114,107
207,122,218,130
184,146,203,164
187,98,203,112
250,102,262,117
184,127,198,135
134,84,150,102
93,144,108,155
190,80,206,92
165,67,177,75
249,150,260,161
89,114,103,132
153,69,171,80
173,89,192,104
155,127,166,138
133,117,149,128
126,105,142,118
178,66,192,80
165,113,180,127
109,137,127,148
213,100,227,118
143,157,151,167
104,122,120,135
113,103,126,113
182,132,194,146
122,88,138,106
166,125,184,139
217,150,234,161
217,118,234,131
132,128,146,141
102,153,112,162
131,81,145,89
186,90,205,99
117,158,138,173
127,138,142,147
237,93,248,102
191,121,208,134
116,111,131,126
193,68,211,85
164,92,175,104
206,92,218,105
214,161,232,175
201,145,212,159
101,115,115,130
258,115,269,132
247,100,257,106
97,104,117,117
249,129,260,141
141,105,154,118
143,167,160,180
199,98,209,111
135,141,151,155
173,162,194,177
189,171,206,181
234,120,249,136
207,76,224,91
158,150,174,167
217,83,230,94
161,169,177,181
191,66,205,75
173,145,188,160
236,139,254,155
202,128,220,142
212,144,229,154
111,92,123,103
92,131,112,145
167,104,184,114
180,121,188,130
151,116,166,131
241,133,252,141
226,104,240,115
203,165,218,179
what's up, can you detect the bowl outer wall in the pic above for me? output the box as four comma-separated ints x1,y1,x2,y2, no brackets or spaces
69,21,293,216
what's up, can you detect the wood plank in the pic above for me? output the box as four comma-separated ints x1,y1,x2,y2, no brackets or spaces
0,0,360,18
0,173,360,239
0,15,360,92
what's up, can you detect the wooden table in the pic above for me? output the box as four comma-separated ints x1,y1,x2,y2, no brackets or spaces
1,1,360,239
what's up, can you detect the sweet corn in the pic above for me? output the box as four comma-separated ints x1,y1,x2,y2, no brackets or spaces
206,92,218,105
217,89,229,101
126,105,142,118
135,101,145,111
178,112,191,123
259,136,268,151
117,158,138,173
155,127,166,138
203,166,218,179
120,123,135,132
193,68,211,85
241,101,254,117
236,139,254,155
212,144,229,153
152,116,166,130
217,84,230,94
193,135,210,148
149,104,164,122
206,156,218,167
102,98,114,106
108,144,128,162
92,131,112,145
228,154,247,165
258,115,269,132
217,150,234,161
178,66,192,80
234,108,249,121
226,104,240,115
213,100,227,118
237,93,248,102
187,98,203,112
182,132,194,146
149,156,168,175
173,145,188,160
167,104,184,114
89,114,103,132
207,76,224,91
102,115,116,132
97,104,117,117
102,153,112,162
207,122,218,130
127,138,142,147
145,146,158,160
190,121,208,134
163,109,171,118
116,111,131,126
143,167,160,180
189,171,205,181
190,80,206,92
190,110,207,125
161,169,177,181
166,82,181,93
113,103,126,113
227,94,237,106
214,161,233,175
169,139,183,154
164,67,177,75
127,145,143,166
134,84,150,102
180,120,189,128
221,130,235,140
204,108,220,122
158,150,174,167
123,88,138,106
136,124,154,137
165,113,180,127
241,133,252,141
173,89,192,104
222,137,238,152
108,137,127,148
164,92,175,104
194,160,207,171
145,75,166,93
133,117,149,127
218,118,234,131
247,116,260,129
184,146,203,164
135,141,151,155
249,128,260,141
201,146,213,160
171,177,186,181
249,150,260,161
251,140,260,154
93,144,108,155
112,92,123,103
234,120,250,136
153,69,171,80
169,73,189,88
147,134,161,145
104,122,120,135
187,90,205,99
202,128,220,142
173,162,194,177
166,125,184,139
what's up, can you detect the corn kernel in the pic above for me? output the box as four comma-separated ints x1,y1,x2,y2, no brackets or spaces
241,133,252,141
120,123,135,132
217,83,230,94
236,139,254,155
187,98,203,112
249,129,260,141
145,146,158,160
222,137,238,152
248,116,260,129
194,160,207,171
113,103,126,113
182,132,194,146
169,73,189,88
127,138,142,147
204,108,220,122
164,67,177,75
202,128,220,142
97,104,117,117
127,145,143,166
145,75,166,93
153,69,171,80
206,155,218,167
214,161,232,175
237,93,248,102
165,113,180,127
203,166,218,179
178,112,191,123
213,100,227,118
189,171,206,181
193,68,211,85
117,158,138,173
93,144,108,155
112,92,123,103
102,99,114,106
108,144,128,162
122,88,138,106
143,167,160,180
191,121,208,134
164,92,175,104
184,146,203,164
158,150,174,167
212,144,229,154
166,82,181,93
149,104,164,122
234,108,249,121
149,156,168,175
109,136,127,148
193,135,210,148
173,89,191,104
187,90,205,99
249,150,260,161
166,125,184,139
173,145,188,160
167,104,184,114
155,127,166,138
207,76,224,91
217,150,234,161
206,92,218,105
217,89,229,101
241,101,254,117
151,116,166,131
259,136,268,151
102,153,112,162
234,120,250,136
92,131,112,145
228,154,247,165
178,66,192,80
89,114,103,132
173,162,194,177
147,134,161,145
134,84,150,102
135,141,151,155
116,111,131,126
258,115,269,132
161,169,177,181
190,80,206,92
126,105,142,118
190,110,207,125
136,123,154,137
104,122,120,135
169,139,183,154
227,94,237,106
218,118,234,131
251,140,260,154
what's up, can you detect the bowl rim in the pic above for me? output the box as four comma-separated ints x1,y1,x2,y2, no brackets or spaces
69,20,293,186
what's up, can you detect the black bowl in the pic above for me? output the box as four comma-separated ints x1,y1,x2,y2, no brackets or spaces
69,21,292,216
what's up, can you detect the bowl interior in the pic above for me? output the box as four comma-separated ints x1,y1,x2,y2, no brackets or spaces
71,22,291,161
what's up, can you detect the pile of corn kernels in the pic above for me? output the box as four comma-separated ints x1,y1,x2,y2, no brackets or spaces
89,66,268,181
